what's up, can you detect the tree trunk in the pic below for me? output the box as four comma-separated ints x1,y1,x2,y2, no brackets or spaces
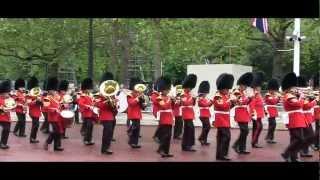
47,62,59,78
88,18,94,79
153,19,162,80
120,23,131,87
109,19,120,78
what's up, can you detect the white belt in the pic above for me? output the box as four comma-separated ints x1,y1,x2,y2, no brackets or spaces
199,107,210,110
156,109,173,120
234,105,248,109
179,105,194,116
265,105,278,108
303,109,314,115
314,105,320,109
214,110,230,115
286,109,303,114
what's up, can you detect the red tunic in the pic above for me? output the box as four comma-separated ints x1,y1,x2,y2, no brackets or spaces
42,94,60,124
14,90,26,114
249,92,265,119
41,95,49,113
27,96,42,118
154,95,173,125
95,95,118,121
283,93,307,129
181,89,195,121
78,93,95,119
150,91,160,118
302,99,316,125
197,97,212,118
234,91,251,123
213,93,231,128
0,96,11,122
264,93,279,118
314,105,320,121
127,93,142,120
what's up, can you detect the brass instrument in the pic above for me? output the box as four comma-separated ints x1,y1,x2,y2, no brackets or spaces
244,87,254,98
134,83,148,109
99,80,120,109
1,97,17,112
175,85,183,96
29,87,42,97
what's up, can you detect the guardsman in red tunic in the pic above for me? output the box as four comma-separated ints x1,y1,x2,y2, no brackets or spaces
26,76,42,143
95,72,118,154
173,79,183,140
264,79,280,144
197,81,212,146
311,73,319,151
151,79,161,143
281,73,308,162
0,80,13,149
213,73,234,161
13,78,27,137
40,80,49,134
181,74,197,152
154,76,174,157
296,76,316,157
127,77,147,149
250,72,265,148
57,80,70,139
43,77,64,151
232,72,253,154
78,78,96,146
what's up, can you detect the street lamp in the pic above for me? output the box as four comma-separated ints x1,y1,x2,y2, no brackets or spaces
224,45,238,64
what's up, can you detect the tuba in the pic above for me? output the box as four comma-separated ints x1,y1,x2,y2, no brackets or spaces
29,87,42,97
2,97,17,111
134,83,148,109
99,80,120,109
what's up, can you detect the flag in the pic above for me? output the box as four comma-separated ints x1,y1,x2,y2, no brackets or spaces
252,18,269,34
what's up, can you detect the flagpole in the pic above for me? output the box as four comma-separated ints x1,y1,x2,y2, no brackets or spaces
293,18,300,76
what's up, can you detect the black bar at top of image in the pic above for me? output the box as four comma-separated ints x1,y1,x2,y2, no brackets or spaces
1,0,319,18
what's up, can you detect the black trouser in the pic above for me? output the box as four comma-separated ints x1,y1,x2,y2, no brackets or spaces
14,113,26,136
182,120,195,149
153,125,161,139
84,118,94,142
126,119,131,128
283,128,308,160
301,125,315,154
315,120,320,148
233,122,249,151
40,112,49,132
80,118,87,136
128,120,140,145
199,117,211,143
112,118,116,139
173,116,183,138
252,118,263,145
46,122,62,149
216,127,231,158
74,109,80,124
30,117,39,140
266,117,276,140
158,125,172,154
0,122,10,145
101,121,114,152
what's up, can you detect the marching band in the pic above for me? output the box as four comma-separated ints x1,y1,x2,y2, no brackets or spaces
0,71,318,162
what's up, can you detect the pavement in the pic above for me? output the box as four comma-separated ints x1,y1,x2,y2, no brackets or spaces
0,119,319,162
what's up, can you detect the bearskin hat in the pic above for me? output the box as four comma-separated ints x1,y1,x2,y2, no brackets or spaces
129,77,143,90
58,80,69,91
281,72,297,91
153,77,161,91
14,78,25,90
27,76,39,90
237,72,253,86
0,79,12,93
157,76,172,92
100,72,114,84
312,72,319,88
198,81,210,94
251,72,264,88
46,77,59,91
182,74,197,89
81,78,94,90
297,76,307,87
216,73,234,90
267,78,279,90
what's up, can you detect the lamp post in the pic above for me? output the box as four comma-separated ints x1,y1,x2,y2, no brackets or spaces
224,45,238,64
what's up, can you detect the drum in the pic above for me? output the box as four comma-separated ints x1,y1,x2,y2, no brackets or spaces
117,90,128,113
60,110,75,128
92,107,99,115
